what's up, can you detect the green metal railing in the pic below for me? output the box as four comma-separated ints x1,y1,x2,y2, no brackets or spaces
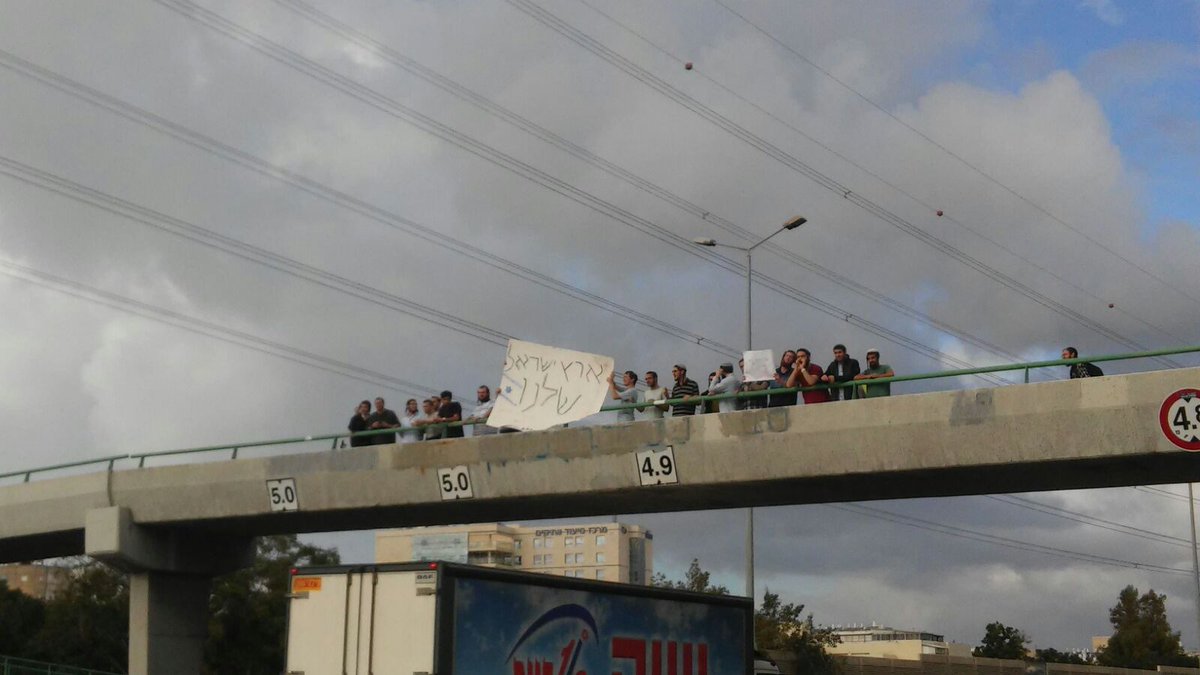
0,654,123,675
2,345,1197,484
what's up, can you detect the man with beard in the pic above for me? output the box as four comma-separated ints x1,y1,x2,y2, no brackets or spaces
466,385,497,436
366,397,401,444
821,343,861,401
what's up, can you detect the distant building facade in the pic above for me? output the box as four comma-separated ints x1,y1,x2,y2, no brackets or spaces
828,625,973,659
0,562,70,601
376,522,652,584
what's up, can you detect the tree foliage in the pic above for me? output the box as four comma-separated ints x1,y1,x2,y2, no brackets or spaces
1097,585,1198,669
652,559,838,675
973,621,1028,659
204,534,340,675
1035,648,1089,665
756,589,841,675
650,558,730,595
0,579,45,658
29,562,130,672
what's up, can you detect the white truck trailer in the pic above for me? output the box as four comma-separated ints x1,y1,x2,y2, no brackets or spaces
284,561,753,674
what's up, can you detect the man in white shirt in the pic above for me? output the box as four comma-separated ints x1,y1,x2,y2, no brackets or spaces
708,362,740,414
398,398,422,443
641,370,669,419
466,385,497,436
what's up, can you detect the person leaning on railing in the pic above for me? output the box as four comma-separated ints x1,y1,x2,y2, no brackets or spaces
854,348,895,398
1063,346,1104,378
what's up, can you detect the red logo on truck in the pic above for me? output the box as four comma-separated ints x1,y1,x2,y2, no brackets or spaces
506,604,709,675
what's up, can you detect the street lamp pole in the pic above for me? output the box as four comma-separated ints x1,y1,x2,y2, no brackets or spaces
694,215,807,602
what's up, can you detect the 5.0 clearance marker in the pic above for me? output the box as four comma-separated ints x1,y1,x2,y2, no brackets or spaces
1160,388,1200,451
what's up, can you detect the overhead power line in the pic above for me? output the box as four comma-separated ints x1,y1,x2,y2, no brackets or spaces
986,494,1191,548
0,258,437,396
503,0,1184,367
270,0,1042,376
570,0,1192,350
710,0,1200,312
830,502,1191,576
0,48,740,359
142,0,1015,383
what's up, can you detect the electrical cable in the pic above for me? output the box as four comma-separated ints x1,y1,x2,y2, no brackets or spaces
986,495,1191,548
830,502,1191,576
710,0,1200,311
503,0,1185,367
0,258,436,396
571,0,1193,350
270,0,1045,376
0,48,741,358
141,0,1017,383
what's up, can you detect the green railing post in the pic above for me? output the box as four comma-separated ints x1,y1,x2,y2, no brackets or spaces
231,447,239,460
1024,367,1030,384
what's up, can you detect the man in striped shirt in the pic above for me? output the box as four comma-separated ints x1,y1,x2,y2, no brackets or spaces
670,364,701,416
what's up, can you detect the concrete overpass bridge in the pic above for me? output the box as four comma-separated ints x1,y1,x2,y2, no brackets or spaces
3,364,1200,673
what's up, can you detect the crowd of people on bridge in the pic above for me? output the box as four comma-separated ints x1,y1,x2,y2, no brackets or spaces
346,344,1103,444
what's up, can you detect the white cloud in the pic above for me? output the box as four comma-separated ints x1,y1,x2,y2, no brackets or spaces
1080,0,1125,26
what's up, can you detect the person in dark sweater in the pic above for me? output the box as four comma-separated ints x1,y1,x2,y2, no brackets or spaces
821,343,861,401
1063,347,1104,378
366,397,401,445
347,400,372,447
436,390,464,438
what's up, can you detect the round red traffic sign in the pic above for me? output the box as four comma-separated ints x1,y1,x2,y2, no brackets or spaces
1160,389,1200,451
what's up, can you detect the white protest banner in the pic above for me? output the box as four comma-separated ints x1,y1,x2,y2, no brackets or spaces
488,340,615,432
741,349,776,382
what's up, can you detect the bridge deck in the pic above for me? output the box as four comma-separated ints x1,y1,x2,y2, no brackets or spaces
3,367,1199,563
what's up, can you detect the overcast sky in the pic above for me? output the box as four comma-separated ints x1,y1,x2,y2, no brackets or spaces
2,0,1199,653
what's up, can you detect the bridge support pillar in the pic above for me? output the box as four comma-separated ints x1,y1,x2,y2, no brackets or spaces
85,506,253,675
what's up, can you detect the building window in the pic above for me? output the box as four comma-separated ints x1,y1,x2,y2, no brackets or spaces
595,569,606,580
575,536,584,546
533,538,543,548
595,553,606,564
596,535,606,546
514,556,522,565
514,540,522,550
565,537,574,547
545,538,554,548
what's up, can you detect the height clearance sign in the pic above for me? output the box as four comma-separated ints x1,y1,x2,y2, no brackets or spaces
1160,389,1200,451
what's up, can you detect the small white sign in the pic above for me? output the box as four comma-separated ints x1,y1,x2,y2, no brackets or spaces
437,465,475,500
741,349,776,382
266,478,299,512
635,446,679,486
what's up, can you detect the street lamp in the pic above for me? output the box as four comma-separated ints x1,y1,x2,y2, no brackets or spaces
692,215,807,603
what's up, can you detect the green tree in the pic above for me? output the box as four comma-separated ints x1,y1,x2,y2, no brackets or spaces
1097,585,1198,669
650,558,730,595
204,534,340,675
0,579,46,658
30,562,129,672
652,560,838,674
973,621,1028,659
756,589,840,675
1035,648,1089,665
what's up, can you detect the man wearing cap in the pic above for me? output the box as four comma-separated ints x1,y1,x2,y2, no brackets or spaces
670,364,700,416
607,370,642,423
821,343,861,401
436,390,464,438
707,362,740,414
853,349,895,398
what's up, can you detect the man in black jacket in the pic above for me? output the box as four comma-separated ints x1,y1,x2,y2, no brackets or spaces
1063,347,1104,378
821,344,861,400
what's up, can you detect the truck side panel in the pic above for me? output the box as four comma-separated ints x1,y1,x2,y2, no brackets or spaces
366,569,438,673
